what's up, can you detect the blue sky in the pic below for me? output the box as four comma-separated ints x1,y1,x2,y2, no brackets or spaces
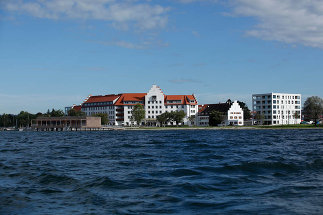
1,0,323,114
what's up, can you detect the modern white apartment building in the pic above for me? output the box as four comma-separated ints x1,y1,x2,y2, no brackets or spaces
78,85,198,126
252,93,301,125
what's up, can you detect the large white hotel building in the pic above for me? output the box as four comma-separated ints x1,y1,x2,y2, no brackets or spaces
77,85,198,126
252,93,301,125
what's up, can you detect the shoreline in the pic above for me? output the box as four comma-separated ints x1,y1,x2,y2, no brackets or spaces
125,126,323,131
1,125,322,132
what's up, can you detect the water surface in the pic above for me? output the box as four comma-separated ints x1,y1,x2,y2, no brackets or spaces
1,130,323,214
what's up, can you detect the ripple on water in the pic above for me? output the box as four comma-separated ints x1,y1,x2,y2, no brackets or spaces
0,130,323,214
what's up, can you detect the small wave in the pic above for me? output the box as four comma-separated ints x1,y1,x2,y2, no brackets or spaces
40,188,63,194
38,173,77,186
170,168,202,177
178,182,222,193
220,161,300,173
182,139,201,144
85,176,122,189
306,159,323,170
184,199,233,210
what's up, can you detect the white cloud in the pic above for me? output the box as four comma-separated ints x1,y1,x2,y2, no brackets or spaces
2,0,170,30
231,0,323,48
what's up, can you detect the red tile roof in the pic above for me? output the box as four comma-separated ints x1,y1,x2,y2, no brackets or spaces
165,95,197,105
115,93,146,106
72,105,82,111
80,91,197,106
83,94,121,104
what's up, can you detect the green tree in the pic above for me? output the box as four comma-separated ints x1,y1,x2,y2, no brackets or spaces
237,101,251,120
188,115,195,126
0,114,8,127
254,112,264,125
157,112,169,127
132,104,145,126
1,114,18,127
92,113,109,125
50,109,65,117
17,111,30,127
68,109,86,116
303,96,323,125
209,110,225,126
293,111,300,123
17,111,36,127
173,110,186,126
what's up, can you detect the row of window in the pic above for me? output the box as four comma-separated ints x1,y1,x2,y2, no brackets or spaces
148,111,163,114
273,95,300,99
83,102,113,107
254,105,301,110
148,106,163,109
254,95,300,100
83,106,114,111
230,116,242,119
148,100,162,104
273,105,300,109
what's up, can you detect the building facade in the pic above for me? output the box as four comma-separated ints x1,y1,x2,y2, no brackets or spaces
32,116,101,131
252,93,301,125
77,85,198,126
196,100,244,126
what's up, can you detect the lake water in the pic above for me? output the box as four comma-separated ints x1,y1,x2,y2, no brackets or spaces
1,130,323,214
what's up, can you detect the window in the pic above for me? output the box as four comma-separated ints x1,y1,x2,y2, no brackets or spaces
159,101,162,104
230,116,233,119
148,106,150,109
148,101,150,104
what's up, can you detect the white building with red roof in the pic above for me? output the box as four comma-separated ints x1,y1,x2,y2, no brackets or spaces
77,85,198,126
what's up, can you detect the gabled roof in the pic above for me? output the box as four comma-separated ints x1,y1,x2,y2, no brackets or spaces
72,105,82,111
83,94,120,104
198,104,208,113
115,93,146,106
199,103,231,115
164,95,197,105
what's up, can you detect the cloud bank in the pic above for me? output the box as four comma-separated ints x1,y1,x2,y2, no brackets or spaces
2,0,170,30
231,0,323,48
